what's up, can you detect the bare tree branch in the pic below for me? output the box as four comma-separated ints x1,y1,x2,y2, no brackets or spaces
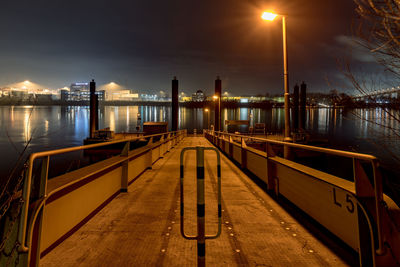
353,0,400,75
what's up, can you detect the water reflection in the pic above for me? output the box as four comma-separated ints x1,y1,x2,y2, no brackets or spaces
0,106,399,178
24,108,31,143
1,106,398,144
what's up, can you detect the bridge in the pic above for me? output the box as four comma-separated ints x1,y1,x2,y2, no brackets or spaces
352,86,400,101
4,130,400,266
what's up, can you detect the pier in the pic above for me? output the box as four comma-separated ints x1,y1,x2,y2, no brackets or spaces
6,131,400,266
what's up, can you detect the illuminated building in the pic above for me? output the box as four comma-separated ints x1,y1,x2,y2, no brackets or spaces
139,93,158,101
192,90,205,102
60,82,105,101
106,90,139,101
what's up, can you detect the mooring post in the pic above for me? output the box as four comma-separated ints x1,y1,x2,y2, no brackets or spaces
293,84,299,131
95,89,99,131
299,82,307,130
214,76,221,131
89,79,97,138
172,77,179,132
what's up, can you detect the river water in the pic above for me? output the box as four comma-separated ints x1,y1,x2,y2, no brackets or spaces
1,105,399,201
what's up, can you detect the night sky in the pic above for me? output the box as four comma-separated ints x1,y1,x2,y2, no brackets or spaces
0,0,370,95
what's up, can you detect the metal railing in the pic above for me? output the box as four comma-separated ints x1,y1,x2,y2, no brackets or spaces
209,130,377,160
205,130,386,262
18,130,186,258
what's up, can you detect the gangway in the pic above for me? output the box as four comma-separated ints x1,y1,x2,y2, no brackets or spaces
5,132,400,266
38,136,348,266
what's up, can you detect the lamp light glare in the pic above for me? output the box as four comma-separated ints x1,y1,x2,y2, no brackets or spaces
261,12,278,21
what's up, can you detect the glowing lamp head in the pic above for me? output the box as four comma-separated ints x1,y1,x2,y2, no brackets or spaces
205,108,209,112
261,12,278,21
213,95,219,100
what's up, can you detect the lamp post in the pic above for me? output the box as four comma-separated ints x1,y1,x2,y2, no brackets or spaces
261,11,292,158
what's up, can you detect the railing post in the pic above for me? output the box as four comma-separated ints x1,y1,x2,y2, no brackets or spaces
18,159,33,256
241,137,247,169
166,133,171,152
171,133,175,147
29,156,49,267
229,136,233,158
353,158,377,265
266,143,278,193
159,134,165,158
371,159,385,257
147,137,153,169
121,141,129,192
38,156,49,198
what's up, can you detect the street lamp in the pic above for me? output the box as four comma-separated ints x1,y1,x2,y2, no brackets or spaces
261,12,277,21
261,11,292,158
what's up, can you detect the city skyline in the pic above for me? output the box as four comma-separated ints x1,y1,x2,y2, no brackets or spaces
0,79,290,96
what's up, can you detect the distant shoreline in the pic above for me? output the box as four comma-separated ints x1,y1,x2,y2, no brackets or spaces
0,99,398,109
0,100,279,108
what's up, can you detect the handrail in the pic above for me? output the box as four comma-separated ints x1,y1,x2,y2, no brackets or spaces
205,130,385,260
28,130,183,159
207,130,377,161
18,129,186,254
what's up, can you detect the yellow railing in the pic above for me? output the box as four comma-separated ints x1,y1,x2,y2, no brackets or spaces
210,130,377,160
17,130,186,262
205,130,391,265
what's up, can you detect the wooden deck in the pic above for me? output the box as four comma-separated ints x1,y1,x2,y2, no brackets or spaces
40,137,351,266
